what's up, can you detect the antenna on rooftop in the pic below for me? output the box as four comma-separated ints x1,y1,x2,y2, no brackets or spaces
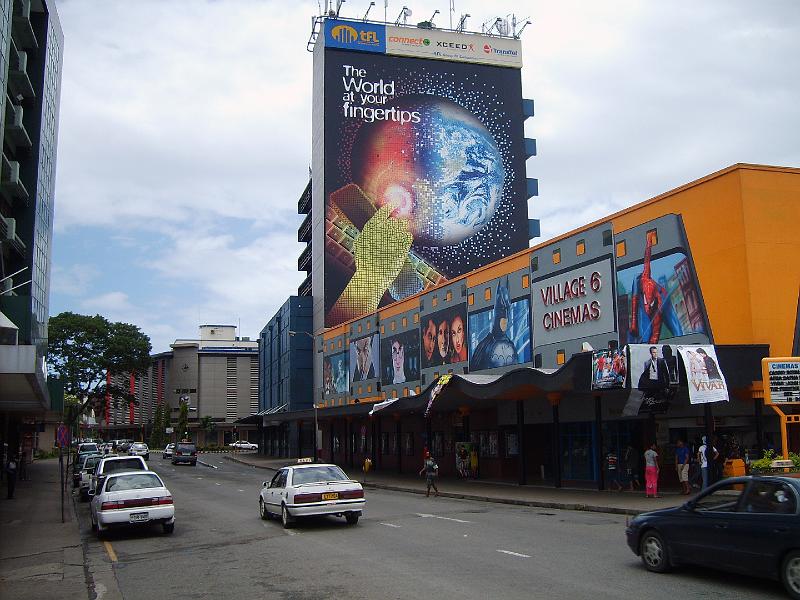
395,6,412,25
456,13,470,33
449,0,455,29
512,15,532,38
428,9,439,27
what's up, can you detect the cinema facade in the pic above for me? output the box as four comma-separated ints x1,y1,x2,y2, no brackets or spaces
248,164,800,490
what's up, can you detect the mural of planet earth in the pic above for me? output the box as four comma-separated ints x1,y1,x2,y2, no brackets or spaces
352,96,505,246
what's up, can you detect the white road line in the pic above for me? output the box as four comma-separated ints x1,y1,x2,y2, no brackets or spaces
238,489,244,492
284,529,299,536
215,482,221,486
415,513,471,523
497,550,531,558
380,522,402,528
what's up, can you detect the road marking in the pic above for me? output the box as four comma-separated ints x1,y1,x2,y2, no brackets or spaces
497,549,531,558
238,489,244,492
415,513,471,523
103,541,118,562
195,477,203,480
380,522,401,528
215,482,221,486
284,529,299,536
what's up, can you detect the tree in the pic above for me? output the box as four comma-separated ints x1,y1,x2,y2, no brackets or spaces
177,401,189,441
149,402,169,449
48,312,152,426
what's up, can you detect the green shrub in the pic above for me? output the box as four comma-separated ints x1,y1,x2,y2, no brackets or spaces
749,449,775,471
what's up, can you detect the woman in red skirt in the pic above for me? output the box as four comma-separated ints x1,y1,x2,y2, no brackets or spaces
644,442,660,498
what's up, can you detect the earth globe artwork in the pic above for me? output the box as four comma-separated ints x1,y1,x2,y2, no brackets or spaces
352,96,505,247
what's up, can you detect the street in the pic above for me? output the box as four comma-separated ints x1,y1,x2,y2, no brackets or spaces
73,457,786,600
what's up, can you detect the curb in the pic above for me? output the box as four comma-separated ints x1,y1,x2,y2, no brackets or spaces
221,455,646,516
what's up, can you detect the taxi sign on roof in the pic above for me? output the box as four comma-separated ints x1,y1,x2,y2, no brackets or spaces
297,457,314,464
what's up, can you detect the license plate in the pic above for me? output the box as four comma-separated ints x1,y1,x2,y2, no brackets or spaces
321,492,339,501
129,512,149,522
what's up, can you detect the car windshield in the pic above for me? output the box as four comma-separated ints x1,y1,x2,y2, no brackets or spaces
176,444,195,452
80,444,99,453
132,444,147,449
106,473,163,492
293,466,349,485
85,457,102,469
103,459,145,474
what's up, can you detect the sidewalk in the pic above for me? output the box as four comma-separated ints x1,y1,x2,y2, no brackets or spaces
223,453,688,516
0,458,88,600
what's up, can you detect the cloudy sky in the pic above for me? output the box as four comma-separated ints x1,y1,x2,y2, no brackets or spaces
49,0,799,353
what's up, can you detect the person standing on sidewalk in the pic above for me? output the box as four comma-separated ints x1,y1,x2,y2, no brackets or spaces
675,439,691,495
419,451,439,497
5,453,17,499
697,436,719,490
605,448,623,491
644,443,660,498
624,444,641,491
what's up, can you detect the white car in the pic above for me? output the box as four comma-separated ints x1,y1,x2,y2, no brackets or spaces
79,454,105,501
90,470,175,536
162,443,175,459
230,441,258,450
128,442,150,461
89,455,149,497
258,463,364,528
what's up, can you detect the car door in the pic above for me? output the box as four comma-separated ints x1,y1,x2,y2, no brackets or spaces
666,481,745,570
266,470,286,514
725,480,800,577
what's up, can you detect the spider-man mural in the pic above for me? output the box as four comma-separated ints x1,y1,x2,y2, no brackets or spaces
625,237,686,344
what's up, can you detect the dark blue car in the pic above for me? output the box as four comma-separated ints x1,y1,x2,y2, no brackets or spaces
626,476,800,598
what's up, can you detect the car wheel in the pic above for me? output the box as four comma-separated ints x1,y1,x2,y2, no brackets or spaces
782,550,800,599
162,522,175,535
145,454,150,461
281,504,293,529
640,530,670,573
259,499,269,520
345,512,360,525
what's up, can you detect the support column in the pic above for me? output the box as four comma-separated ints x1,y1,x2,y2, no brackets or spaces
755,393,764,454
704,404,715,486
376,418,382,469
297,420,303,459
549,393,562,488
426,418,432,454
345,418,351,468
517,399,527,486
595,395,603,491
329,419,335,464
396,417,402,474
370,418,377,465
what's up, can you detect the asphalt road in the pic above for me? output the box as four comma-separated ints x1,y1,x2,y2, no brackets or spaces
73,455,787,600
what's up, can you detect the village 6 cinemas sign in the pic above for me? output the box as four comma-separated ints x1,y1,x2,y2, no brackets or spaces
532,259,616,345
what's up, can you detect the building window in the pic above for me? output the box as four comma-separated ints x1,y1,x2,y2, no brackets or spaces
434,372,439,380
403,387,409,397
534,353,543,368
552,248,561,265
556,350,566,365
358,324,362,333
358,385,363,394
415,386,421,394
328,342,333,351
522,274,529,289
413,313,419,324
531,256,539,272
367,385,372,393
366,321,371,330
432,296,438,307
338,340,342,348
381,325,385,334
576,239,585,256
390,321,396,331
616,240,627,257
392,389,398,398
446,290,452,302
646,228,658,246
484,288,492,301
402,317,408,327
468,293,474,306
602,229,613,246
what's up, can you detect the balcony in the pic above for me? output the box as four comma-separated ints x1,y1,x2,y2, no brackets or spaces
11,0,38,51
0,212,26,256
4,98,32,150
297,243,312,272
8,45,35,100
298,212,311,243
1,153,29,205
298,274,312,297
297,179,311,215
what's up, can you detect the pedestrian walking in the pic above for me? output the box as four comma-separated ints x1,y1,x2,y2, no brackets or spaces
644,443,660,498
624,444,641,491
605,448,623,491
697,436,719,490
419,451,439,497
675,439,691,495
5,453,17,499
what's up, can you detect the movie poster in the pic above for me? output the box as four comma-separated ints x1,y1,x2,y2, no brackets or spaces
349,333,380,383
591,348,627,390
678,344,729,404
323,352,348,395
621,344,680,414
420,305,468,369
380,329,421,386
616,248,706,346
469,287,531,372
323,49,529,327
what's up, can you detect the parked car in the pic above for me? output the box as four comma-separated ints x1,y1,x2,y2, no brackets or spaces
171,442,197,466
79,454,105,501
259,462,364,528
626,476,800,599
90,470,175,537
117,441,134,453
73,452,103,487
89,455,149,497
230,440,258,450
128,442,150,461
162,443,175,459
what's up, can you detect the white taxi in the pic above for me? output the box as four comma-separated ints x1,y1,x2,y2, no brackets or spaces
90,470,175,536
259,462,364,528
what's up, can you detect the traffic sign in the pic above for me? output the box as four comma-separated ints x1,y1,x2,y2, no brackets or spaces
57,424,69,447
